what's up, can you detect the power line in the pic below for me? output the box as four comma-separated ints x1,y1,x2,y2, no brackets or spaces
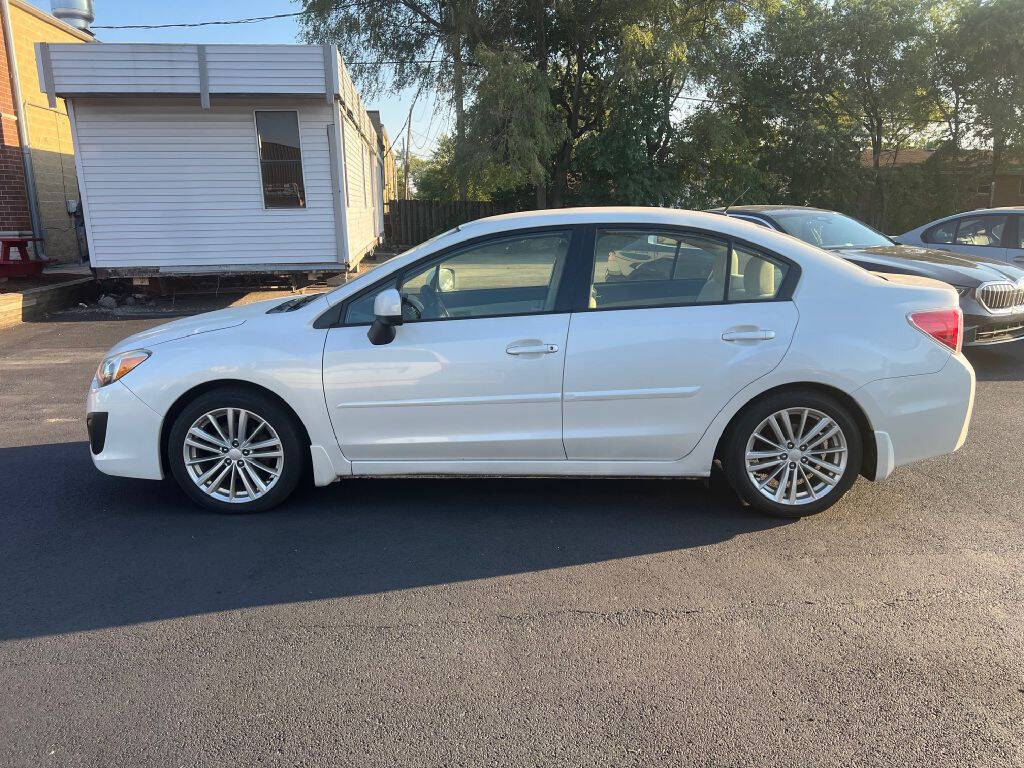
92,12,305,30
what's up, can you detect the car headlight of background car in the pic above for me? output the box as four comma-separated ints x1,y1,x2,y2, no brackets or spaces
95,349,151,387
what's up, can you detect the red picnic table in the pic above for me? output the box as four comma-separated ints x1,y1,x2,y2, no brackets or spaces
0,237,47,278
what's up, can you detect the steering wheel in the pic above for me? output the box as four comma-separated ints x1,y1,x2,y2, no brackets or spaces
419,284,450,319
401,294,425,321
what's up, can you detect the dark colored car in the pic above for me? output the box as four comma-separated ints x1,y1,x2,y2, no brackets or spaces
711,205,1024,346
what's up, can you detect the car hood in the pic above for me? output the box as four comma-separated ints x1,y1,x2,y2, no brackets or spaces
831,244,1024,287
107,298,285,354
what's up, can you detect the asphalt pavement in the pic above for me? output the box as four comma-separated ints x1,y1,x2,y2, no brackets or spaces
1,307,1022,767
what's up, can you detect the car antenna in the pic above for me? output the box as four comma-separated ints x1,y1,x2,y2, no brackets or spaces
723,184,751,215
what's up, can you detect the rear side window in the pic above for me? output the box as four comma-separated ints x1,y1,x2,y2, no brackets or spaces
589,231,729,309
587,230,790,310
923,219,957,244
954,215,1007,247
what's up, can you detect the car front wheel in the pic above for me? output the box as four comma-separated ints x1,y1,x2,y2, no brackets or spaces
724,390,863,517
167,388,305,513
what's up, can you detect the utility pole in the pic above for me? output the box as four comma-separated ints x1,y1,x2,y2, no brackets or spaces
402,136,411,200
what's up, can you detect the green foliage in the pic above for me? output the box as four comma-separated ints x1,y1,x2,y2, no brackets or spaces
411,136,507,200
461,46,563,190
306,0,1024,230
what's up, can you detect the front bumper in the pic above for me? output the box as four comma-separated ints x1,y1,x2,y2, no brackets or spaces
964,312,1024,346
86,380,164,480
854,353,975,478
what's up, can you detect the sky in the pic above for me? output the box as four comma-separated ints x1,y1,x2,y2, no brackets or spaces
26,0,445,156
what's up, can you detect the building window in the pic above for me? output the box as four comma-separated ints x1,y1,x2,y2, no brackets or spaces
255,111,305,208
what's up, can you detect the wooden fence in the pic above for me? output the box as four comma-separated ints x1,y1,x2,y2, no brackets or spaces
384,200,514,249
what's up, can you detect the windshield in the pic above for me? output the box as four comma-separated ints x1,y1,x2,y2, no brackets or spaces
771,211,892,249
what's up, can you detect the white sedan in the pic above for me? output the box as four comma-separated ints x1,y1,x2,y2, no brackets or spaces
87,208,975,517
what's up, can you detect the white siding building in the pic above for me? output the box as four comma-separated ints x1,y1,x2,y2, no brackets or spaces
35,43,385,275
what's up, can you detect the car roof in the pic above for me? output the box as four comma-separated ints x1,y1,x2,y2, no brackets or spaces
708,205,837,216
933,206,1024,217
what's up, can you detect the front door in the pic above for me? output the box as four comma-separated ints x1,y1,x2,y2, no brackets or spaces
562,229,799,460
323,230,574,461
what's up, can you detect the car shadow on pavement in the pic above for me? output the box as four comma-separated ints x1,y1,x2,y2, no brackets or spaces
965,342,1024,382
0,442,788,641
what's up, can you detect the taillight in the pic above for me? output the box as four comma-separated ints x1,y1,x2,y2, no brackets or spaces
909,308,963,353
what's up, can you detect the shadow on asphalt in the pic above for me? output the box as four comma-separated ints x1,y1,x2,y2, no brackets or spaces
965,341,1024,382
0,442,787,641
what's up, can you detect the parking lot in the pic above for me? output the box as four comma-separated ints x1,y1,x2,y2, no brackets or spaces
1,306,1022,767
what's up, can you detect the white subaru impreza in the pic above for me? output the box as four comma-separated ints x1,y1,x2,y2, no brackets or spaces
87,208,975,517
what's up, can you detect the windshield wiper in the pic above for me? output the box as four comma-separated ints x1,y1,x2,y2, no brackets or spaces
266,294,322,313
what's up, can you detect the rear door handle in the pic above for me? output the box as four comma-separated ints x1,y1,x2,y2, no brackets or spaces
722,329,775,342
506,343,559,355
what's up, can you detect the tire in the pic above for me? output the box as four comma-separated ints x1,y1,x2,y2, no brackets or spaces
167,387,306,513
723,389,863,518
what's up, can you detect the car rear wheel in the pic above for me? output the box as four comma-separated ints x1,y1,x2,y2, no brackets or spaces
724,390,863,517
168,388,305,513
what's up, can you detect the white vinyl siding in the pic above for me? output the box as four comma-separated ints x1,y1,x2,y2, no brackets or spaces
45,44,328,97
342,108,377,264
205,46,326,95
73,98,339,268
49,44,200,94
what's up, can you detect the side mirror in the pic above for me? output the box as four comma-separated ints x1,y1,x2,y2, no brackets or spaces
438,266,457,293
367,288,403,346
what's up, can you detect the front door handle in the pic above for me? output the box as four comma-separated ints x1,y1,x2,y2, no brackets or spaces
722,329,775,342
506,343,559,355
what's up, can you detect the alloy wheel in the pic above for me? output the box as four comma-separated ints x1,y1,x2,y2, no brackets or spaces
744,407,848,506
182,407,284,504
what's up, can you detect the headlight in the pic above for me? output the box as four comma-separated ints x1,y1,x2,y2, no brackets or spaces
95,349,150,387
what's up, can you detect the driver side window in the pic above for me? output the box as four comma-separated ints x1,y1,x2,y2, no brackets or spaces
397,232,571,322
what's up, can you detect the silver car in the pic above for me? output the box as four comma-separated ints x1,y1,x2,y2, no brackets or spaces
895,207,1024,266
713,205,1024,346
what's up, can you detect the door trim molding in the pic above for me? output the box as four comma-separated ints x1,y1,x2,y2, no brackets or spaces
337,392,561,409
563,385,700,403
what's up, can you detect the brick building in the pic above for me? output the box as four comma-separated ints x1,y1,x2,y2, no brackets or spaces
1,0,90,263
861,146,1024,208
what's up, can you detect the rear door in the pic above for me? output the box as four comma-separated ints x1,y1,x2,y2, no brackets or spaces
562,227,799,461
948,213,1010,262
1006,214,1024,267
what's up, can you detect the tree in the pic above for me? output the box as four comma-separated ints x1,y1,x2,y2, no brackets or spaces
301,0,482,197
410,135,508,199
959,0,1024,179
460,46,563,200
832,0,931,173
694,0,863,209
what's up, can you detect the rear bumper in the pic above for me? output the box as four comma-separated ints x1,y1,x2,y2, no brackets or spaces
855,354,975,479
86,380,164,480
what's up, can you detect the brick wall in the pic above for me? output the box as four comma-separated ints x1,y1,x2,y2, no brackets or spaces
0,19,31,234
992,174,1024,207
10,1,90,263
